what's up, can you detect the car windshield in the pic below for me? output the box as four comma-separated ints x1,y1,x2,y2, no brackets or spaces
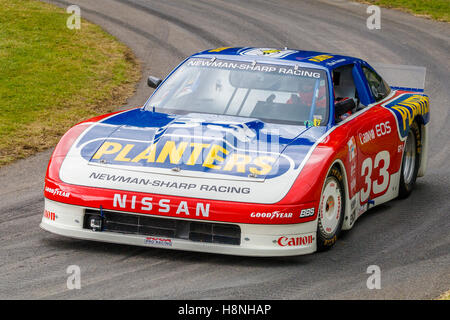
145,58,329,125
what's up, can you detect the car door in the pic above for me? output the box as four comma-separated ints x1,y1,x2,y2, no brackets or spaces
354,64,400,214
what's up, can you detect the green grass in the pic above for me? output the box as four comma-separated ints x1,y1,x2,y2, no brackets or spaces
437,290,450,300
0,0,140,166
360,0,450,22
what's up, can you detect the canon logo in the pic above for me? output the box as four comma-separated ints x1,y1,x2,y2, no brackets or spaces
277,235,314,247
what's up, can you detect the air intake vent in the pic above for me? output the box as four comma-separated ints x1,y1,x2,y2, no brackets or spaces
83,209,241,246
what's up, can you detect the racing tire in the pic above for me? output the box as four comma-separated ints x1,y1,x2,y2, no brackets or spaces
398,121,421,199
317,166,345,252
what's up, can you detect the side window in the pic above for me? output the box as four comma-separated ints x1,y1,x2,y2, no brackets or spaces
333,64,358,103
362,66,391,102
332,64,360,123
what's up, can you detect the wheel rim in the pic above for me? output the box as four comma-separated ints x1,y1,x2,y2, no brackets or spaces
402,130,416,184
319,177,342,236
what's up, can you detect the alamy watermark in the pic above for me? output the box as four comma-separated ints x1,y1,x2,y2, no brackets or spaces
66,5,81,30
366,265,381,289
66,265,81,290
366,5,381,30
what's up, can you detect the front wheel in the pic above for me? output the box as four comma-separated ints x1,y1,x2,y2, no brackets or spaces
398,121,421,198
317,166,345,251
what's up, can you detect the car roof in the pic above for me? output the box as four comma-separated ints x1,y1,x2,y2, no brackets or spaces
192,47,364,70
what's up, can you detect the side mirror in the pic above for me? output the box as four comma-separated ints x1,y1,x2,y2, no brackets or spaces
147,76,162,89
334,98,356,119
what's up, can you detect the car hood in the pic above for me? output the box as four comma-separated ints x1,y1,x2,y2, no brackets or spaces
58,108,327,203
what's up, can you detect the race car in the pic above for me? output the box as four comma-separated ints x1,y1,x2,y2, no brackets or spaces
41,47,430,256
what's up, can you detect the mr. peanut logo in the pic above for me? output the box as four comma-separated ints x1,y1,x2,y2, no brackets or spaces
239,48,298,58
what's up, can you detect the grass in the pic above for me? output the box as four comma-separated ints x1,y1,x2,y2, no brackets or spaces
358,0,450,22
0,0,140,166
437,290,450,300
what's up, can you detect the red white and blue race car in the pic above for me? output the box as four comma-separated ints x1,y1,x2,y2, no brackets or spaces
41,47,430,256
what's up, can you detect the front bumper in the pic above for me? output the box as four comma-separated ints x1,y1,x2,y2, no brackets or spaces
41,198,318,257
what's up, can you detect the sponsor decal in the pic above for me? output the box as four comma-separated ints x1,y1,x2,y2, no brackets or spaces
45,186,70,198
112,193,210,217
359,128,375,144
44,210,56,221
350,209,356,225
277,235,314,247
239,47,298,58
208,47,231,52
71,109,317,182
144,236,172,247
89,172,251,194
88,140,278,177
351,198,356,210
326,58,346,66
358,203,368,217
186,58,321,78
350,176,356,194
250,211,293,220
375,121,391,137
347,136,356,161
299,208,315,218
305,116,322,127
313,115,322,127
348,136,357,194
82,137,293,179
383,94,429,139
308,54,333,62
359,122,390,145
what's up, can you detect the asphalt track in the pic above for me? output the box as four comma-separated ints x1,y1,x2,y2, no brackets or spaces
0,0,449,299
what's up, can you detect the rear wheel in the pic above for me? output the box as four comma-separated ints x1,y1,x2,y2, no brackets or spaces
398,121,421,198
317,166,345,251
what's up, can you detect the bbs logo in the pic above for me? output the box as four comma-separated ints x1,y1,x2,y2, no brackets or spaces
300,208,315,218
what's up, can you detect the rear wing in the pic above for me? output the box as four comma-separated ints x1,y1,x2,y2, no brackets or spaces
370,63,426,92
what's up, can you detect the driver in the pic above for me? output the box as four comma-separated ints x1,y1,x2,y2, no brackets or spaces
286,79,326,108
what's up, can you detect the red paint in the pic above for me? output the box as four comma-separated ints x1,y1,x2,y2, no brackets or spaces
44,91,409,225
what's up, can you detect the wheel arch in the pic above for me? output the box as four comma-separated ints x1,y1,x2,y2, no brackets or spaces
413,116,428,177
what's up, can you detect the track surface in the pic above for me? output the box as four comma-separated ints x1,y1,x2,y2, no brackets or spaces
1,0,449,299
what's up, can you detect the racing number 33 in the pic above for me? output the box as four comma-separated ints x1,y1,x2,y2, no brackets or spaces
360,151,390,202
